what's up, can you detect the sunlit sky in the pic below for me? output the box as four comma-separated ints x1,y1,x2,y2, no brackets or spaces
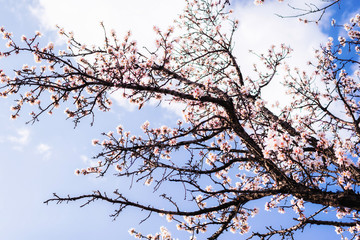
0,0,359,239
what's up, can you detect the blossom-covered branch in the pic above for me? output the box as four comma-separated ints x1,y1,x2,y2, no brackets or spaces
1,0,360,239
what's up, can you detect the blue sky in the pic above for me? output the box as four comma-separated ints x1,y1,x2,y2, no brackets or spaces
0,0,360,239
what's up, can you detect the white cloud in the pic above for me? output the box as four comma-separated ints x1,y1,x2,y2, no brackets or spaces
28,0,331,115
37,143,52,160
232,0,328,107
80,154,98,167
29,0,185,111
30,0,185,48
8,128,30,145
110,91,137,112
37,143,50,153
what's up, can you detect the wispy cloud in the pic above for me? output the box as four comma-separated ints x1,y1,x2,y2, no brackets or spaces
80,154,98,167
36,143,52,160
8,128,30,149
